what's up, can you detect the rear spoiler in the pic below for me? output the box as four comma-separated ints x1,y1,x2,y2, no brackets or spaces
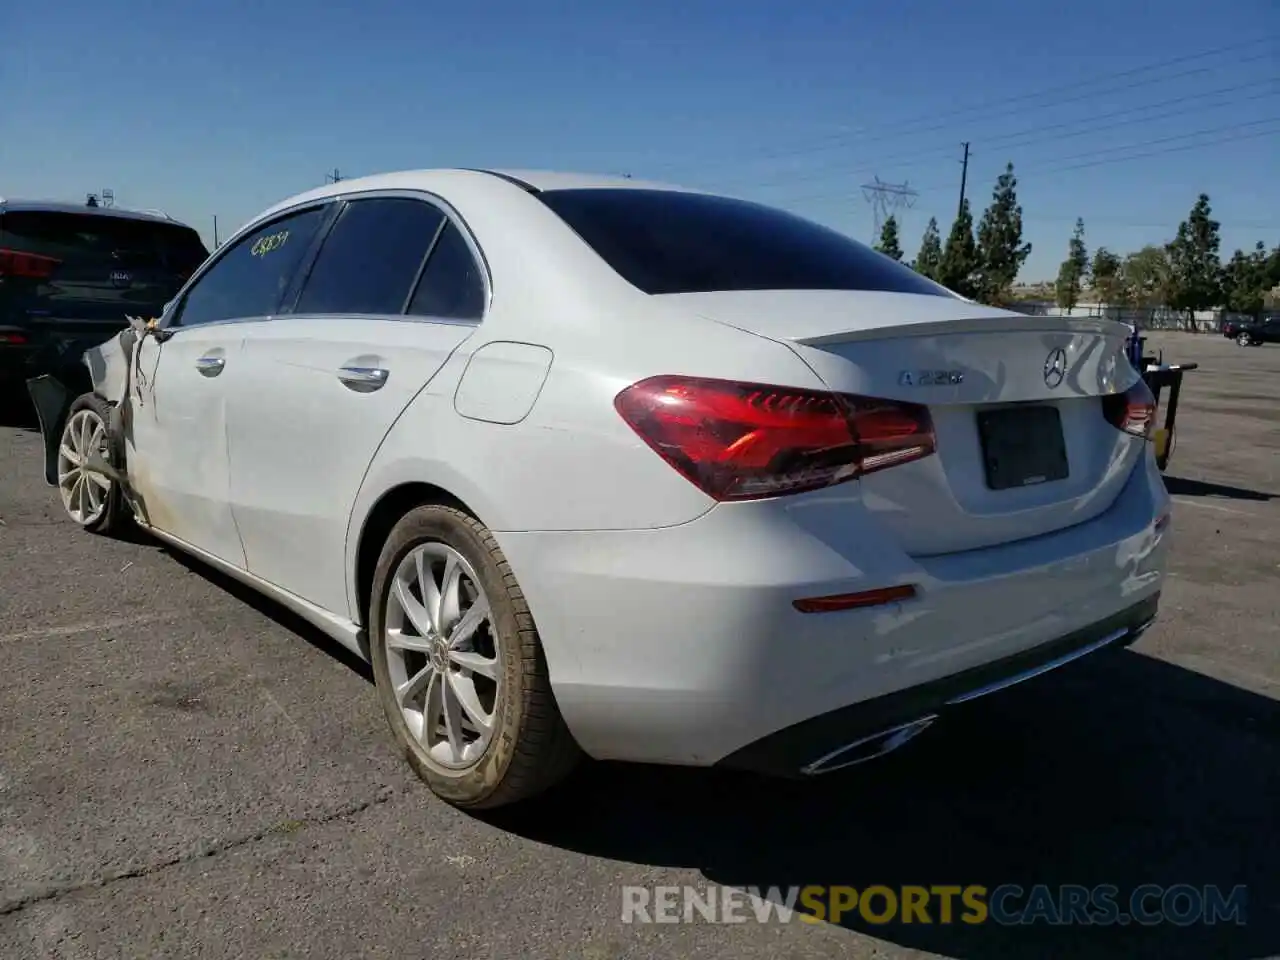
795,314,1133,347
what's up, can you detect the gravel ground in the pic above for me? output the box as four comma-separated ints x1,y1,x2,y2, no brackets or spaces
0,331,1276,960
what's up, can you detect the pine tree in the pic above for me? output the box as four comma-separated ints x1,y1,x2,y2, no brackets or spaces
913,217,942,279
938,201,978,298
1165,193,1223,319
1054,218,1088,313
874,215,903,261
974,162,1032,305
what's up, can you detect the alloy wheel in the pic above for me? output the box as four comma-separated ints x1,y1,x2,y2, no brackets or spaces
383,542,501,771
57,409,112,526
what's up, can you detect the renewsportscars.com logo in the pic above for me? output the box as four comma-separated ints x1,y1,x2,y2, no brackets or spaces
621,884,1248,927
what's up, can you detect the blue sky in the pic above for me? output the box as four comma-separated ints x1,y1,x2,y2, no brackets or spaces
3,0,1277,281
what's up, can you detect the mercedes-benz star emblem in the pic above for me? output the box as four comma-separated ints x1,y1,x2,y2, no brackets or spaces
1043,347,1067,389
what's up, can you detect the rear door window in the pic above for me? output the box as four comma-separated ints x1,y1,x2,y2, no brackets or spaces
406,221,486,320
174,206,329,327
537,188,954,297
293,198,446,315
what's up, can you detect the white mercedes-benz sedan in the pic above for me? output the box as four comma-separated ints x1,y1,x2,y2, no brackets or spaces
28,169,1170,808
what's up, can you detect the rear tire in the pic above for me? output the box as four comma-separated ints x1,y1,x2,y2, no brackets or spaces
368,503,581,809
56,393,131,536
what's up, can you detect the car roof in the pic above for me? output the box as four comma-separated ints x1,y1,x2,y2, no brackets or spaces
247,168,714,225
0,198,191,227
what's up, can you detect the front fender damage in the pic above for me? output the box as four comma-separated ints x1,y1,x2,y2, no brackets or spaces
25,319,150,520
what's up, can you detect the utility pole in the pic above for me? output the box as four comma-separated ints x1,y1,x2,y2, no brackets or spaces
860,176,918,242
325,168,342,184
213,215,220,248
957,142,971,218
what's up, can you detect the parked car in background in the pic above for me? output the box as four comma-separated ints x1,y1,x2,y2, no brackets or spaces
0,198,209,394
27,169,1169,810
1226,315,1280,346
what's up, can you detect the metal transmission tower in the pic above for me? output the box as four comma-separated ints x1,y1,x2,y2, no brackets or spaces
860,177,918,241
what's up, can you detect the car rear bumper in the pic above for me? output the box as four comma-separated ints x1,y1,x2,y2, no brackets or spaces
495,449,1170,768
716,592,1157,776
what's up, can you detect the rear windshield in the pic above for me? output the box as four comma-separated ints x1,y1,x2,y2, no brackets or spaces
0,211,209,278
537,188,953,297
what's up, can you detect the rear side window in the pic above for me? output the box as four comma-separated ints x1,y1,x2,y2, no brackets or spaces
294,198,446,315
538,188,954,297
406,221,486,320
0,211,209,279
176,206,328,327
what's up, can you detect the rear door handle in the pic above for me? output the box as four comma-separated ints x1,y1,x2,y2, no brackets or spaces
338,366,389,393
195,355,225,377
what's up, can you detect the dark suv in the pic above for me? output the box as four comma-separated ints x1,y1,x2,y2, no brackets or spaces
0,199,209,389
1227,315,1280,346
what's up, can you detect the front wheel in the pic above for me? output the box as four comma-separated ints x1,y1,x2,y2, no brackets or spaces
368,504,580,809
1237,332,1254,346
56,393,130,536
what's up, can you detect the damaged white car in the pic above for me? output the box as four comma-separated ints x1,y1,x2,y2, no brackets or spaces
29,169,1170,809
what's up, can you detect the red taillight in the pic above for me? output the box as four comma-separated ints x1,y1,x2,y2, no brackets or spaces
0,248,60,280
1102,377,1157,440
0,331,27,344
614,375,936,501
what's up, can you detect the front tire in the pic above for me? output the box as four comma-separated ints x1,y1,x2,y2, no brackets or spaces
1237,332,1253,346
368,504,580,809
56,393,130,536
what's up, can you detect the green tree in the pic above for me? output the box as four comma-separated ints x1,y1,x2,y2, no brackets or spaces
1165,193,1223,319
1054,218,1089,313
1122,245,1173,319
938,200,979,298
1090,247,1125,308
875,215,904,261
1222,242,1271,319
974,162,1032,305
913,217,942,279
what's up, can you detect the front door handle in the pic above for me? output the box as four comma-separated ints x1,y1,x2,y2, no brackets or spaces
338,366,389,393
195,355,225,377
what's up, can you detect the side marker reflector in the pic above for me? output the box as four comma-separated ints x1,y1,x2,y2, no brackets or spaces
793,584,917,613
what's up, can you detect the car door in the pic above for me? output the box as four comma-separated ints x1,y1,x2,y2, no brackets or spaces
225,193,487,617
128,202,334,566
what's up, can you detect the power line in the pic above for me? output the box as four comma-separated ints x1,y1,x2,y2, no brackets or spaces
804,118,1280,200
769,123,1280,210
637,38,1276,175
729,77,1277,194
989,115,1280,177
1018,125,1280,179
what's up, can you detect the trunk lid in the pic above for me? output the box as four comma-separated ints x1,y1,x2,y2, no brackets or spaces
665,290,1144,556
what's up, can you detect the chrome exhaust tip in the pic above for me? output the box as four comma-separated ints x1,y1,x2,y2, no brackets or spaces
800,715,938,776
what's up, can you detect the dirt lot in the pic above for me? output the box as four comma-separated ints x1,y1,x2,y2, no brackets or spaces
0,331,1276,960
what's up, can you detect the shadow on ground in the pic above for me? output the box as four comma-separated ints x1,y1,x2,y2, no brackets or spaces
162,543,374,682
0,384,38,430
102,492,1276,959
1164,475,1275,502
488,651,1277,959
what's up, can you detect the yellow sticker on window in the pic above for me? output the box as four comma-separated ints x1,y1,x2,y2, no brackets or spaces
251,230,290,257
